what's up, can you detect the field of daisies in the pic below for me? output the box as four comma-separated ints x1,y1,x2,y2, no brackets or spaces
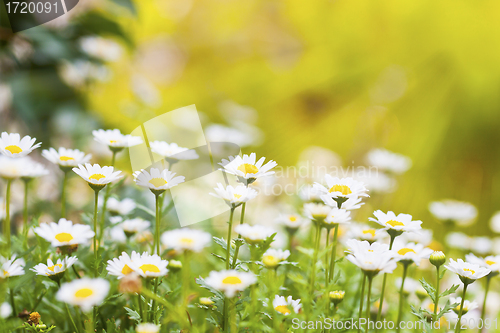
1,129,499,333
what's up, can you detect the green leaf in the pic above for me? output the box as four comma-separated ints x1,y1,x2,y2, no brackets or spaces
419,277,436,303
437,300,460,319
439,284,459,298
124,307,141,323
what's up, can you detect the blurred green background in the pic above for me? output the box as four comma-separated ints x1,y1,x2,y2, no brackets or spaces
2,0,500,236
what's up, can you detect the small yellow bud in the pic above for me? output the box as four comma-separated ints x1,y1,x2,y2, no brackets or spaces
169,260,182,272
262,255,280,268
199,297,214,306
430,251,446,267
329,290,345,305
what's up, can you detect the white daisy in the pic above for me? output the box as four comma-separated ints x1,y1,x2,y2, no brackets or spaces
56,278,110,312
366,148,412,174
346,250,397,276
303,203,331,224
136,323,160,333
445,258,491,284
276,214,308,229
313,175,369,200
150,141,199,161
262,249,290,268
392,241,433,266
398,229,433,247
220,153,277,184
127,252,169,278
345,239,392,256
106,197,136,216
204,270,257,297
0,302,12,318
489,211,500,233
234,224,275,245
369,210,422,234
42,147,92,169
79,36,123,62
30,257,78,278
120,219,150,237
429,200,477,226
92,129,143,149
0,132,41,158
34,218,95,247
0,255,25,278
272,295,301,315
321,194,364,210
209,183,258,207
346,224,386,243
0,156,28,179
465,253,500,274
73,163,123,190
107,252,140,279
134,168,185,195
449,297,478,315
19,158,49,179
160,228,211,253
323,207,351,227
298,184,324,203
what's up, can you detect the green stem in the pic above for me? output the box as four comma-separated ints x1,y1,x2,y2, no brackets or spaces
65,303,80,333
61,171,68,218
455,284,468,333
9,287,16,317
366,276,373,332
182,252,191,327
231,203,246,268
225,207,235,269
137,293,144,322
310,225,322,295
230,297,237,333
376,234,396,326
22,179,30,250
396,264,408,333
5,179,12,256
328,224,339,283
480,275,491,325
357,274,366,333
434,266,440,317
154,194,161,255
325,228,330,283
98,151,117,246
93,190,99,277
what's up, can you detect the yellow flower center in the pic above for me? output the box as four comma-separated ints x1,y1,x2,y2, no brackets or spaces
329,184,352,195
59,156,75,161
398,248,416,255
275,305,291,314
3,270,9,277
48,264,63,272
139,264,160,274
233,194,242,199
463,268,475,275
237,163,259,175
289,216,297,222
486,260,496,266
386,220,404,227
180,237,194,245
55,232,74,243
75,288,93,298
149,178,167,188
89,174,105,181
5,145,22,154
363,229,376,237
121,264,133,275
222,276,242,285
109,140,118,144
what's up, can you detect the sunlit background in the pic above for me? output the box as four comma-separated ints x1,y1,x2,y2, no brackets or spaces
2,0,500,239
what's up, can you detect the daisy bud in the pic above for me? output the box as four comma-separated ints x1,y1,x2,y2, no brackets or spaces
429,251,446,267
415,287,428,301
28,312,41,326
119,273,143,294
329,290,345,305
262,255,280,269
199,297,214,306
169,260,182,272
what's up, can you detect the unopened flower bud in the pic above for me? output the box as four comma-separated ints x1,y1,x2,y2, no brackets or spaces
329,290,345,305
119,273,142,294
262,255,280,269
430,251,446,267
169,260,182,272
199,297,214,306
